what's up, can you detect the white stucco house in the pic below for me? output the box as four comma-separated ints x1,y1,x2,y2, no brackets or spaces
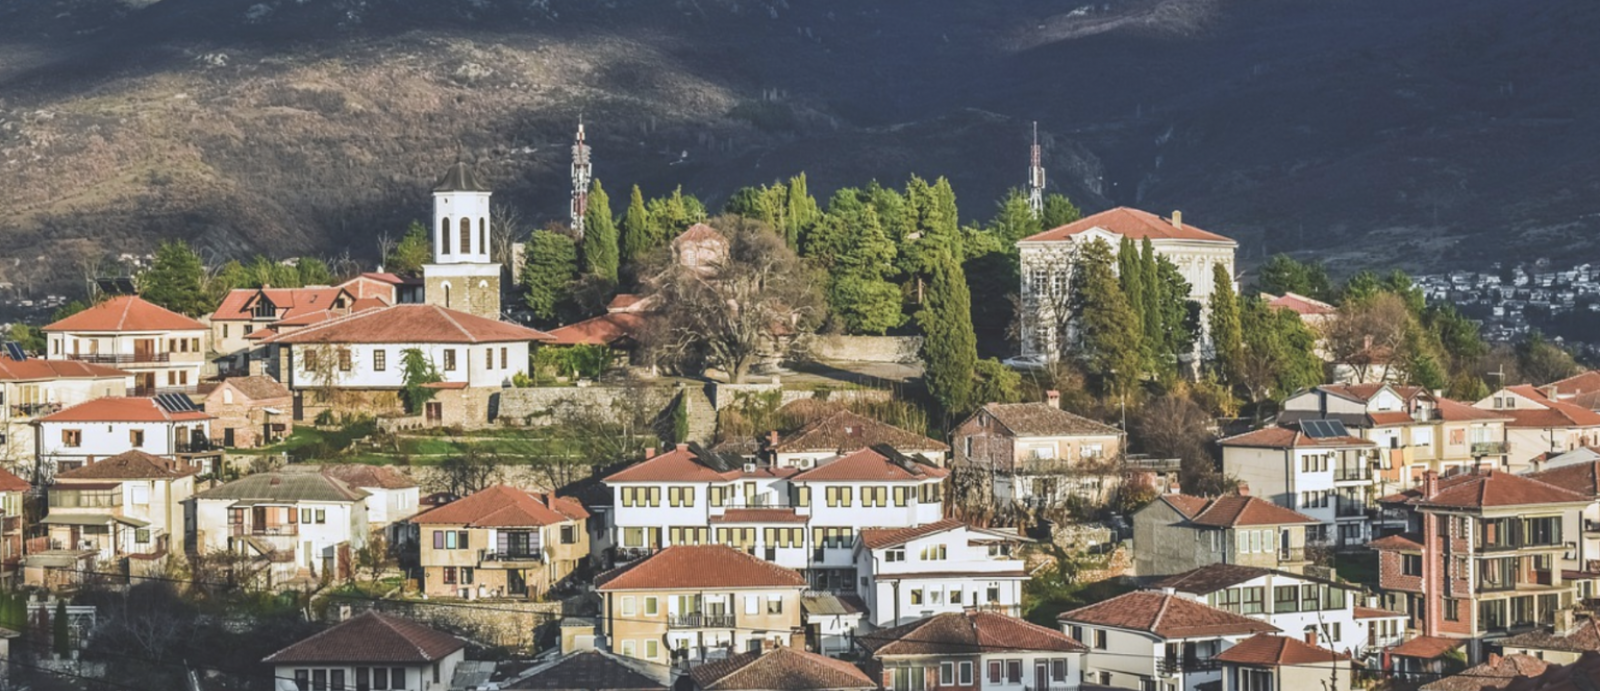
264,611,466,691
854,519,1030,627
43,295,209,396
34,396,217,481
0,357,131,476
1219,424,1380,548
1060,591,1279,691
188,469,369,579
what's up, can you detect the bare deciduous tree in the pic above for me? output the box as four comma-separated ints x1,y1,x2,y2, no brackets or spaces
375,232,397,270
1320,292,1413,384
491,203,528,279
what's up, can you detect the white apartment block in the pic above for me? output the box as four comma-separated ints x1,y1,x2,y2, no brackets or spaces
854,519,1029,627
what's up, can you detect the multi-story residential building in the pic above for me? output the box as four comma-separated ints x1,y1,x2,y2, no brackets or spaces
1151,564,1406,662
263,303,551,424
1525,461,1600,596
595,544,806,663
43,295,209,396
952,394,1128,510
315,464,420,528
854,519,1029,627
1132,492,1317,578
510,648,671,691
409,485,588,600
602,443,946,592
1498,613,1600,665
210,285,358,373
1213,634,1352,691
0,357,130,473
201,375,293,448
1059,591,1277,691
0,468,25,582
759,410,950,468
1475,386,1600,469
860,611,1086,691
188,469,369,580
45,449,196,575
34,396,219,480
1219,424,1379,547
263,611,466,691
1017,207,1236,360
1372,469,1591,661
800,593,867,657
686,647,877,691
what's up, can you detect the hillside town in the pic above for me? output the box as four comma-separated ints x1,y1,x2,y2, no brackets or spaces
1,131,1600,691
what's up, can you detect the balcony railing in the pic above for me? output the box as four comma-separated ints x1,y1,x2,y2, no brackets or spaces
231,524,298,537
1334,466,1370,482
667,613,736,629
1336,501,1371,518
720,496,794,509
68,353,170,365
481,549,542,562
1472,441,1510,456
176,440,218,454
8,402,62,418
1586,520,1600,534
1279,547,1307,563
135,385,199,397
1159,658,1221,676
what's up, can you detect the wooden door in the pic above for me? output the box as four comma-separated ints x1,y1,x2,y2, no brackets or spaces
134,339,154,361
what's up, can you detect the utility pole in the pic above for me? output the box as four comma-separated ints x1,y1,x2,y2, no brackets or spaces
1028,121,1045,218
570,118,592,238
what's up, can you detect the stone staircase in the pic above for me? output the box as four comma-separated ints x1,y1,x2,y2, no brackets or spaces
681,383,718,444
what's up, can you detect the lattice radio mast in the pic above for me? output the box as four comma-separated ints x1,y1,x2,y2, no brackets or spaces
570,118,592,238
1028,121,1045,217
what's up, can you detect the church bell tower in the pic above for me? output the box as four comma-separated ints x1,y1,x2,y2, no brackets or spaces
422,162,502,319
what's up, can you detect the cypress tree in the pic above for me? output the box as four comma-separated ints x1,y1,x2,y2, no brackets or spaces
988,188,1041,244
1040,193,1082,229
1117,238,1146,344
52,600,68,657
830,207,903,335
582,180,620,283
1208,262,1245,383
520,229,579,325
620,185,651,267
917,248,978,417
1074,239,1144,396
783,173,820,249
1140,239,1163,352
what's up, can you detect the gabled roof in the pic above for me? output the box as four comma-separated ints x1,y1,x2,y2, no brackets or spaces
263,611,464,664
1214,634,1348,667
674,223,726,245
1435,397,1512,422
211,286,353,322
0,468,30,493
434,162,490,192
409,485,585,527
1219,426,1374,449
1491,386,1600,429
688,647,875,691
1018,207,1234,245
1421,654,1549,691
0,359,128,382
1500,617,1600,654
1059,591,1278,639
44,296,206,333
594,545,805,591
1528,461,1600,498
862,611,1086,657
1546,371,1600,397
1388,635,1464,660
858,519,966,550
789,447,948,483
1368,533,1424,551
268,304,552,345
39,397,213,423
1151,564,1286,595
508,649,670,691
193,470,369,503
1263,292,1336,316
208,375,292,402
544,312,646,347
1159,493,1319,527
305,464,417,491
604,444,795,484
56,450,195,480
1381,470,1590,510
774,410,949,454
973,402,1124,438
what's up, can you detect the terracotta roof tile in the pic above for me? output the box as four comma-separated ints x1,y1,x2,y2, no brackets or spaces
56,450,195,480
1150,564,1276,594
1353,606,1407,620
1061,591,1277,638
0,468,30,493
1528,462,1600,498
674,223,726,245
1496,386,1600,428
1214,634,1348,666
1421,654,1549,691
595,545,805,591
709,508,809,524
212,286,354,322
1435,397,1512,422
209,375,291,402
44,296,206,332
194,470,369,503
1019,207,1235,244
975,402,1124,438
605,445,798,484
859,519,966,550
0,359,128,382
1368,533,1424,551
269,304,552,345
1186,495,1319,527
789,448,948,483
40,397,213,423
1499,618,1600,654
545,313,646,347
862,611,1086,657
1381,470,1590,509
509,650,670,691
1547,372,1600,397
312,464,418,491
1263,293,1336,316
1160,494,1211,519
1219,426,1373,449
263,611,465,664
690,647,875,691
774,411,948,454
409,485,585,527
1368,411,1417,426
1388,635,1464,659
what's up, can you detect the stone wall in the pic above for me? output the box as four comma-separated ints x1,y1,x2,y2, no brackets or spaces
342,596,567,651
808,335,924,363
496,385,679,426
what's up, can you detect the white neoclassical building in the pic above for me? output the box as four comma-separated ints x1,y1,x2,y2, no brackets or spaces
1016,207,1237,360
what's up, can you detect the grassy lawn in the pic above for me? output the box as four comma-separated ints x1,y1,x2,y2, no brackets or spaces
1332,550,1380,587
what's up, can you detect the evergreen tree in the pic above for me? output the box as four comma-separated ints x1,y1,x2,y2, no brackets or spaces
1117,238,1148,367
1073,239,1144,396
865,182,913,244
520,229,579,324
385,221,432,275
1154,256,1198,361
140,240,212,316
672,391,690,444
400,348,442,414
1256,254,1333,300
917,248,978,416
783,173,820,249
1208,262,1244,383
1040,193,1082,229
52,600,68,657
972,358,1024,405
646,187,707,241
620,185,652,267
829,206,903,335
296,257,332,286
581,180,620,283
988,188,1041,244
1139,240,1165,368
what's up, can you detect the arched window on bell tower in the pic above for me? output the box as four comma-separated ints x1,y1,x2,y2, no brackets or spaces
440,218,451,255
459,218,471,254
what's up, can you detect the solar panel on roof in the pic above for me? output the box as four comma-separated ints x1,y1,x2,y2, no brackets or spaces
1301,419,1350,438
155,393,196,413
1325,420,1350,437
2,342,23,361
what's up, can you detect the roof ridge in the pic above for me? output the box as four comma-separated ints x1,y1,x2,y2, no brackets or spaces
432,304,475,342
1151,593,1172,631
117,296,133,330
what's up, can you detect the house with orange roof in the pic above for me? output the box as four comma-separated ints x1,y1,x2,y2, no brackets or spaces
1475,385,1600,469
1016,207,1236,361
43,295,209,396
40,449,196,576
407,485,588,600
34,396,219,480
952,393,1129,510
1219,422,1380,547
263,611,466,691
209,285,358,374
595,544,806,663
1214,633,1352,691
0,355,132,476
859,610,1086,691
852,518,1030,626
1058,590,1278,691
1373,469,1592,661
201,374,293,448
0,467,29,583
1131,490,1318,578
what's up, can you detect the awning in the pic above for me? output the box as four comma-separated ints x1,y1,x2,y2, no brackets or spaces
263,408,283,415
40,514,114,526
113,516,150,528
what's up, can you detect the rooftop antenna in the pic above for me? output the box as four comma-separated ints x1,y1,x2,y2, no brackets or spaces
570,116,592,239
1028,122,1045,218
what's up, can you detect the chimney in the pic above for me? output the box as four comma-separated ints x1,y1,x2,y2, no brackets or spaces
1046,390,1061,409
1171,210,1182,229
1235,482,1250,497
644,447,656,459
767,430,780,447
1421,470,1439,498
1557,608,1575,634
1487,652,1502,668
1304,630,1318,646
675,443,689,452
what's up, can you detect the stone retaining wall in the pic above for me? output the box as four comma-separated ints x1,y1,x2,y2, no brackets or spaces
496,386,679,426
808,335,924,363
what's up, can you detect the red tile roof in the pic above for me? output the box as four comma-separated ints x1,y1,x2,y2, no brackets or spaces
1019,207,1234,244
56,450,196,480
1219,426,1374,449
975,402,1124,437
1353,606,1407,620
262,611,465,664
44,296,206,332
0,468,29,493
1381,469,1590,509
862,611,1086,657
212,286,353,322
40,397,212,423
1368,411,1417,426
775,410,949,454
349,296,390,312
208,375,291,402
604,445,797,484
1161,494,1319,527
675,223,726,244
316,464,418,490
595,545,806,591
1421,654,1549,691
1496,386,1600,428
859,519,966,550
789,448,948,483
409,485,586,527
709,508,809,524
1368,533,1424,551
509,649,669,691
689,647,875,691
1435,397,1512,422
0,358,128,382
1528,462,1600,498
269,304,552,344
606,294,647,313
544,312,646,347
1060,591,1277,638
1546,371,1600,397
1388,635,1463,659
1317,383,1390,403
1263,293,1336,316
1213,634,1348,666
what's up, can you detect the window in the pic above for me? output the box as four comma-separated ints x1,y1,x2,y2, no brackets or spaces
561,525,577,544
1445,599,1461,621
303,348,318,370
389,669,403,690
1052,660,1068,682
893,667,927,691
460,218,472,254
745,595,759,615
1006,660,1022,684
766,595,783,615
621,639,636,657
644,597,658,616
1402,554,1423,576
1069,625,1084,642
1241,586,1265,614
1093,629,1107,650
959,662,973,685
910,589,924,605
826,486,854,507
356,667,370,691
331,670,346,691
62,429,82,447
443,567,457,584
486,348,493,369
1274,585,1298,613
374,349,387,372
1239,669,1273,691
130,429,144,447
443,349,457,371
1302,584,1320,611
621,596,636,616
920,545,947,560
500,347,507,369
886,548,905,562
314,670,328,691
645,640,659,659
295,670,310,691
941,662,955,686
987,662,1002,685
338,348,352,371
315,509,326,524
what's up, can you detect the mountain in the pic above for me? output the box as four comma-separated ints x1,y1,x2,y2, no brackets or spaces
1,0,1598,293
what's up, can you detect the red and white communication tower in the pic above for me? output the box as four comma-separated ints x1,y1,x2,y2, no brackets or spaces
1028,121,1045,217
570,119,592,238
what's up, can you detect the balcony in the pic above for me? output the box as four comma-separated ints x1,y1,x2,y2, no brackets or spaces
1158,658,1221,676
1334,466,1370,482
1278,547,1307,563
1586,520,1600,534
721,496,794,509
667,613,736,629
176,439,219,454
231,524,298,537
69,353,170,365
1472,441,1510,456
8,402,61,418
134,385,199,397
480,549,542,566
